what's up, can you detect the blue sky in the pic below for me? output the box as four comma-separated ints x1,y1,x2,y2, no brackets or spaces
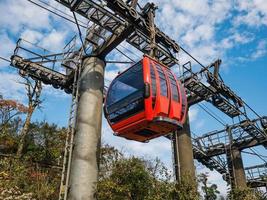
0,0,267,196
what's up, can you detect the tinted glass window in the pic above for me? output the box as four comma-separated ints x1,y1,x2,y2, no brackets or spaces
180,83,187,117
150,64,156,97
167,70,179,102
107,63,143,106
106,62,144,124
155,63,168,97
150,64,157,108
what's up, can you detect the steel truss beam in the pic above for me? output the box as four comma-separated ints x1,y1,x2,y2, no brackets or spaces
11,55,73,93
182,61,243,117
55,0,179,66
166,115,267,187
10,38,77,94
245,163,267,188
194,143,267,188
193,117,267,158
185,76,241,117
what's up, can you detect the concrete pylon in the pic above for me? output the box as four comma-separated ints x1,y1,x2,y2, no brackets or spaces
68,56,105,200
177,117,195,178
231,148,247,188
172,132,180,182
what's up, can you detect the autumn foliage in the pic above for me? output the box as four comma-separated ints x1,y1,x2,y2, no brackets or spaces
0,99,28,124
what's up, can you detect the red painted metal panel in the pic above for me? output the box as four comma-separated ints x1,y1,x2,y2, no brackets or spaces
143,57,153,121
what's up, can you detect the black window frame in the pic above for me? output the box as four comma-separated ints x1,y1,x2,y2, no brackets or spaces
149,62,157,108
180,83,187,117
106,61,145,124
155,63,168,97
166,70,180,102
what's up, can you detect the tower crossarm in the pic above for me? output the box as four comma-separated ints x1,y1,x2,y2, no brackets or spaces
10,38,77,94
192,117,267,157
245,163,267,188
55,0,179,66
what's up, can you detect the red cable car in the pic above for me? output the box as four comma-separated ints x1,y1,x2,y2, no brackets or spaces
104,55,188,142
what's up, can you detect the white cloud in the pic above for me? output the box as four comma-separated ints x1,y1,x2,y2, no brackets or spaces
231,32,254,45
197,165,228,198
181,24,214,47
236,39,267,62
102,118,171,157
20,29,43,44
152,0,267,68
195,119,205,129
189,107,206,133
0,32,16,67
190,43,221,64
0,0,78,55
189,107,199,122
0,0,51,33
0,72,25,101
234,0,267,27
220,32,254,52
173,0,210,17
251,40,267,59
105,69,119,82
42,84,69,99
152,0,234,65
0,71,69,103
39,29,68,52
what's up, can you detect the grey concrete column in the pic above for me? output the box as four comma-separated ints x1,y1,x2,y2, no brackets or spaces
172,132,180,182
177,117,195,178
68,56,105,200
232,148,247,188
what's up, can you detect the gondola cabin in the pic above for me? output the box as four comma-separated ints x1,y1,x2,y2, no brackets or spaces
104,55,188,142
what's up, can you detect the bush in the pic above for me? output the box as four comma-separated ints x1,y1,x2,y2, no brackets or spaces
230,187,265,200
0,156,61,199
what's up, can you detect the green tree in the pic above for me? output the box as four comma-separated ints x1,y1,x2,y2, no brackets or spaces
175,173,199,200
0,120,67,200
23,121,66,164
230,187,266,200
99,157,153,200
97,146,177,200
17,78,42,158
199,173,220,200
0,96,27,154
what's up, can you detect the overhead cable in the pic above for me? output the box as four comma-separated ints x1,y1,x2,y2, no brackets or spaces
115,47,135,62
197,104,226,126
0,56,11,63
25,0,263,120
26,0,87,28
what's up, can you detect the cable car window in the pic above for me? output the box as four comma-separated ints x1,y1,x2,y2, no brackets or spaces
150,64,157,108
106,62,144,124
180,83,187,116
155,63,168,97
150,64,157,97
167,71,179,102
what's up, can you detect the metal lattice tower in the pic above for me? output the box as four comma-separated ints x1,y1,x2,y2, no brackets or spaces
59,36,81,200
